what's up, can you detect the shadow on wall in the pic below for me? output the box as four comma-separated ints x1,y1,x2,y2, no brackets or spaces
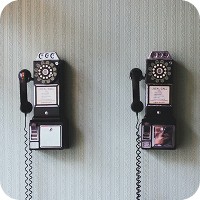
62,61,82,150
173,61,199,150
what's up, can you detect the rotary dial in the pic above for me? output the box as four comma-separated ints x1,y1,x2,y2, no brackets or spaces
148,60,171,83
34,61,58,84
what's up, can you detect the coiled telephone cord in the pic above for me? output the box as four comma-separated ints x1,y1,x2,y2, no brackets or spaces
24,114,33,200
136,114,142,200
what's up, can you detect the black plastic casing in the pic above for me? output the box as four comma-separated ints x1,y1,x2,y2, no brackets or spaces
141,51,176,150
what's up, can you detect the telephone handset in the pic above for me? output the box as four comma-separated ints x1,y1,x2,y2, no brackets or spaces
19,69,33,114
19,52,68,150
130,68,144,114
130,51,176,149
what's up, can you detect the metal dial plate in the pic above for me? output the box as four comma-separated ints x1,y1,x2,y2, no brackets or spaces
148,60,172,83
34,61,58,84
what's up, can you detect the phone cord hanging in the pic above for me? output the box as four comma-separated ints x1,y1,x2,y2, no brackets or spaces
24,114,33,200
136,114,142,200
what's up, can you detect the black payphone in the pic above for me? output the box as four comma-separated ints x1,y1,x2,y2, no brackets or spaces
130,51,176,150
19,52,68,150
130,51,176,200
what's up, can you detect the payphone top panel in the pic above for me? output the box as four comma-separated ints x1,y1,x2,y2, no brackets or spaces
146,51,173,84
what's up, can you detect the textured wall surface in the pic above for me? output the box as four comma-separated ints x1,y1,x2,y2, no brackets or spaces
0,0,200,199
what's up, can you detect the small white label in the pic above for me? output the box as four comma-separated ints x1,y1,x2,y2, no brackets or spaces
36,86,58,105
149,85,170,104
35,52,59,61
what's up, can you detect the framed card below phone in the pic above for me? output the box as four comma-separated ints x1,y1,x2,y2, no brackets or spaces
148,85,171,105
35,84,59,106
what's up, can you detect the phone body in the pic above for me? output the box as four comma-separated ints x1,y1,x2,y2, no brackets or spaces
130,51,176,150
19,52,68,150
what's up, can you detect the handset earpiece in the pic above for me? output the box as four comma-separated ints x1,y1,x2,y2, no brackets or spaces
130,68,144,114
18,69,33,114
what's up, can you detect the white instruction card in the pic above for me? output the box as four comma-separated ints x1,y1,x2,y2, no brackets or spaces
36,86,58,105
148,85,170,104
